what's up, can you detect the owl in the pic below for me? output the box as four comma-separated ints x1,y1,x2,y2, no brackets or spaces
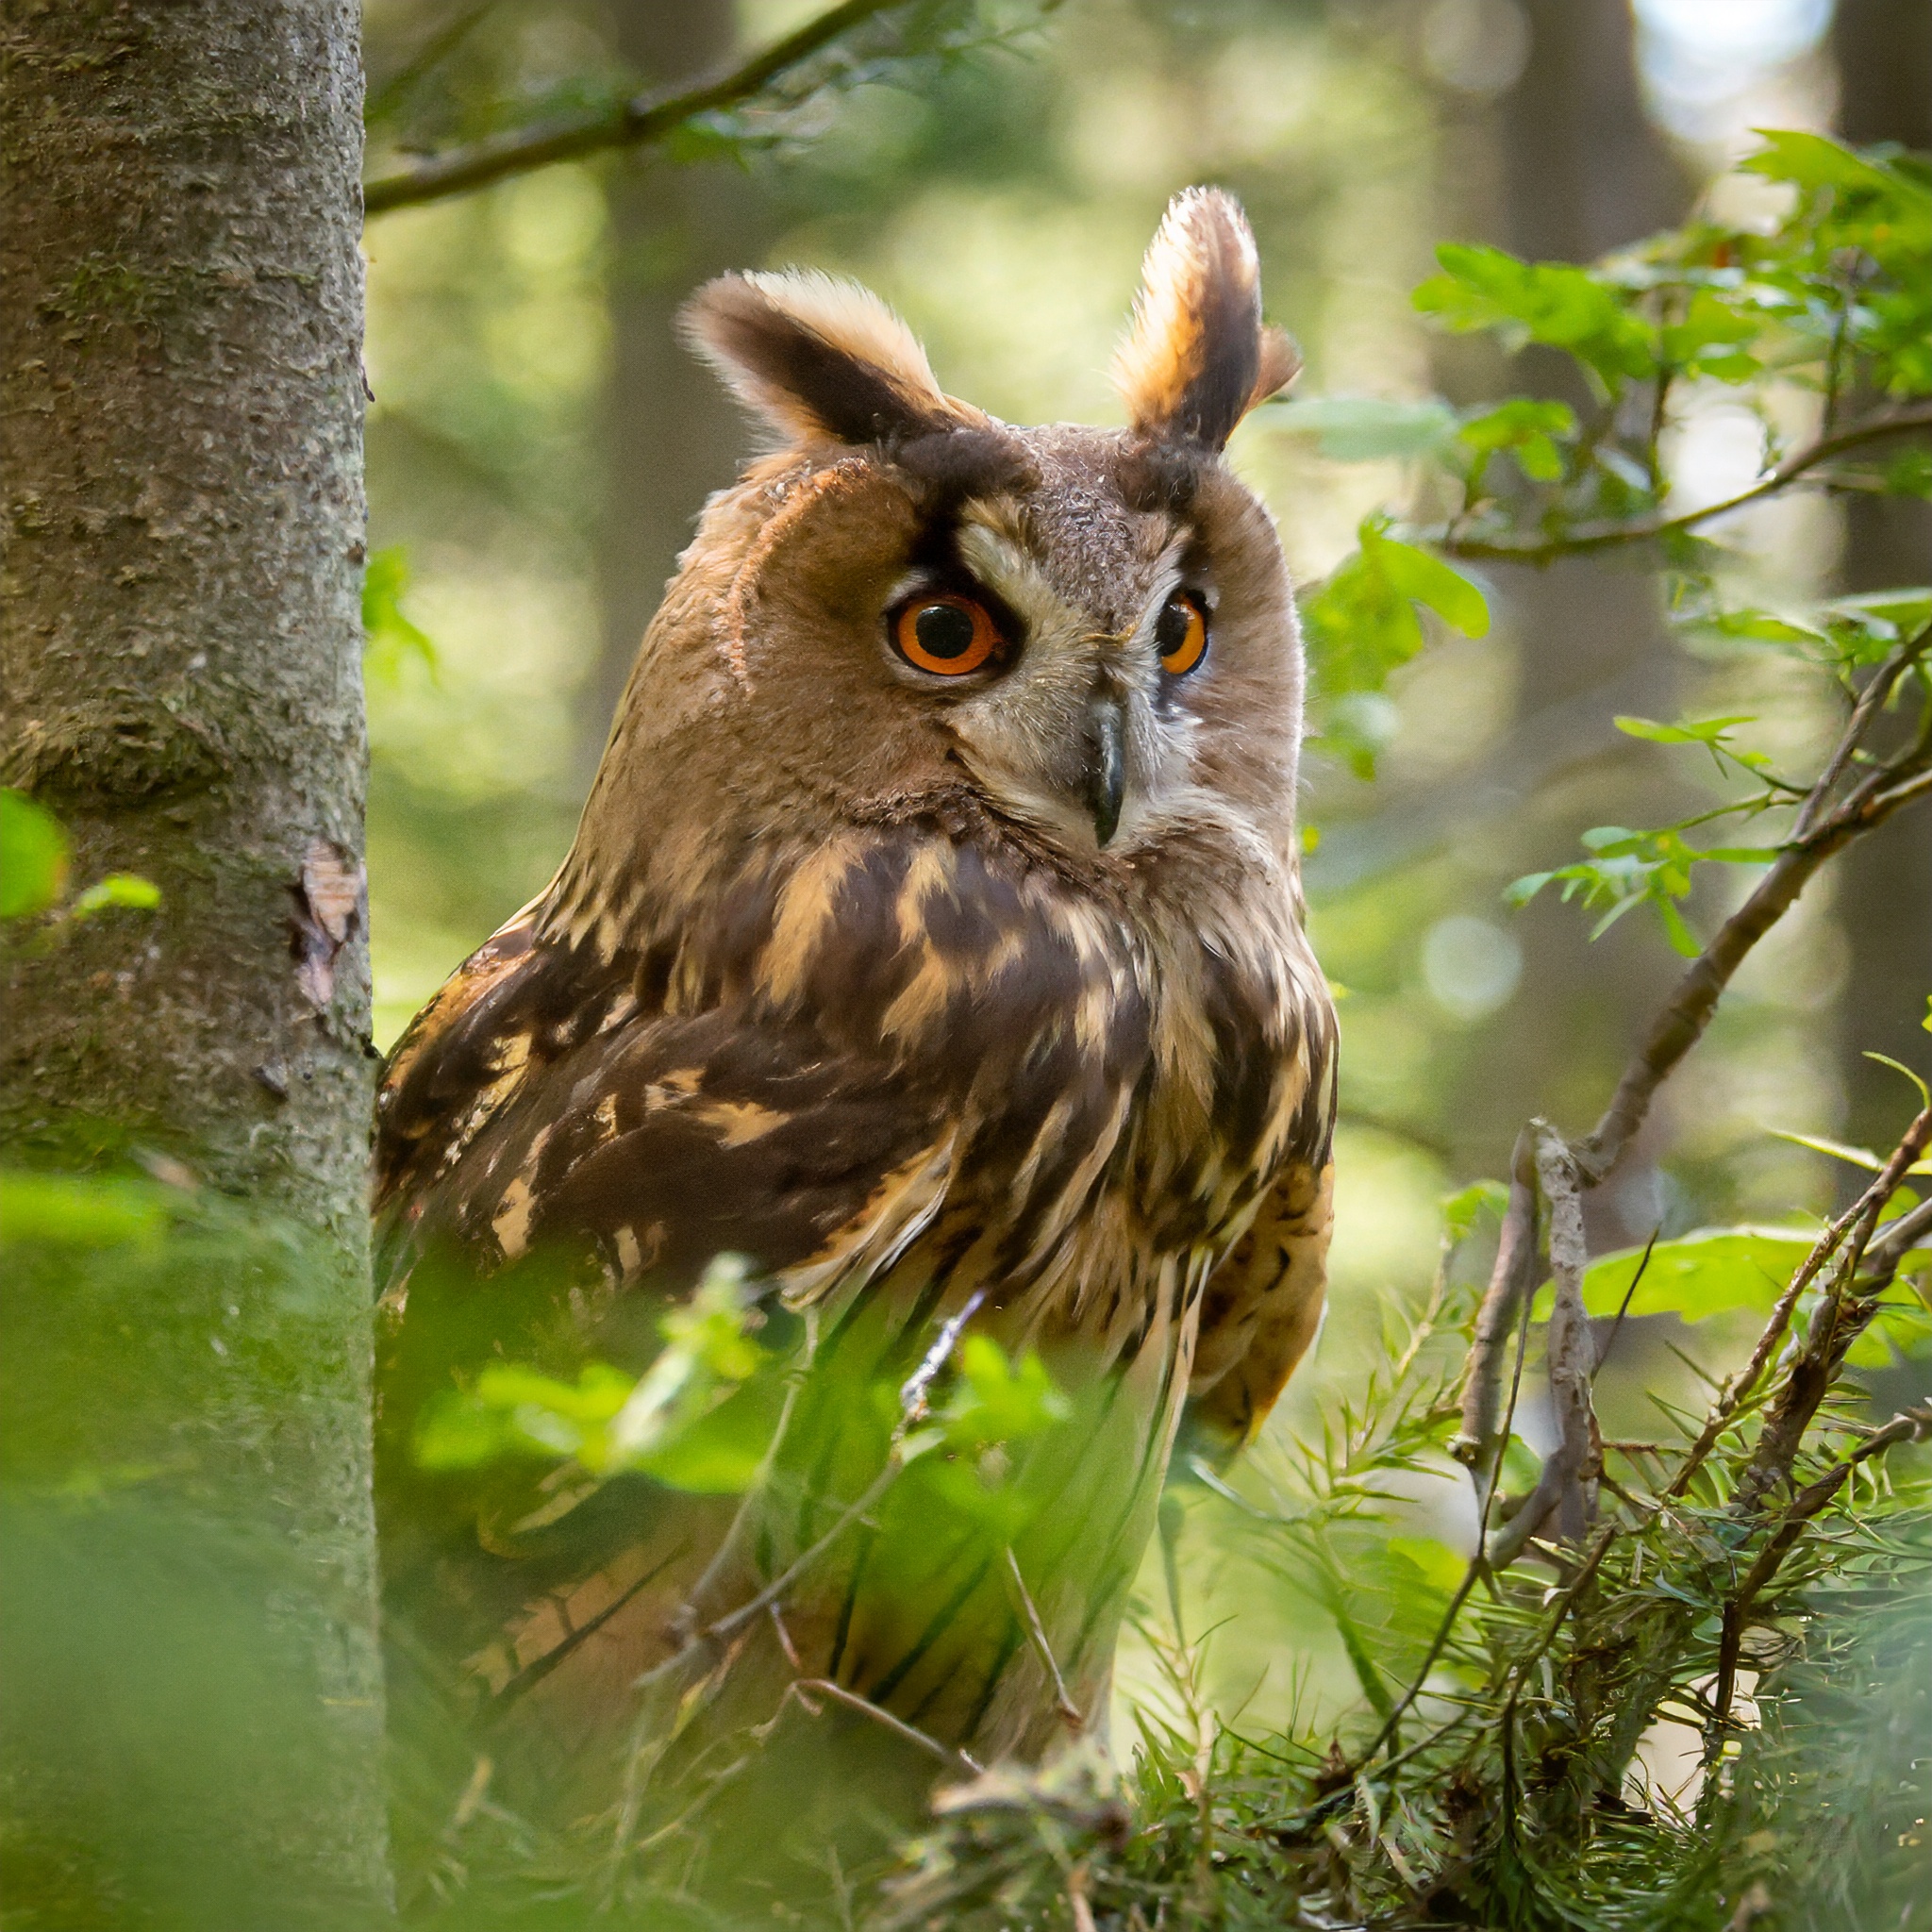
374,187,1336,1871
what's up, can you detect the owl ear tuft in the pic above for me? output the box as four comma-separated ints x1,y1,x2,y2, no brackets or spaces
1112,188,1298,451
681,270,977,447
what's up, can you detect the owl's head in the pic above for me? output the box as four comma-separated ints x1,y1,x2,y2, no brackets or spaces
580,188,1307,900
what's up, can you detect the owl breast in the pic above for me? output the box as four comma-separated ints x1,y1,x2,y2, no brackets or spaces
380,813,1325,1370
374,811,1332,1773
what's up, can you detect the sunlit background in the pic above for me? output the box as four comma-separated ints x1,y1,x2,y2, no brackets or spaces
359,0,1927,1757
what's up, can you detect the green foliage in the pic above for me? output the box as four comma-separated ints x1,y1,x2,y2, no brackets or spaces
414,1256,772,1489
935,1334,1073,1452
1506,820,1774,957
883,1124,1932,1932
1301,522,1490,778
361,544,438,688
2,1158,384,1928
1415,242,1655,386
0,789,158,935
0,788,67,918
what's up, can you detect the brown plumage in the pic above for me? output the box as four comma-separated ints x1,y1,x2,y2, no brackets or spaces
374,187,1335,1866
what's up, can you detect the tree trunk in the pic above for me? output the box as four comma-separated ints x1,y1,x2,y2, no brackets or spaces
1830,0,1932,1153
1,1,387,1913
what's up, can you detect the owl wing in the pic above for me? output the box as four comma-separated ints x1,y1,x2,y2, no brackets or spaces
373,906,976,1752
374,906,956,1306
1182,1003,1339,1463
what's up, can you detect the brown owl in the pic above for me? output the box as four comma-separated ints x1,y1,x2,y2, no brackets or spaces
374,187,1336,1875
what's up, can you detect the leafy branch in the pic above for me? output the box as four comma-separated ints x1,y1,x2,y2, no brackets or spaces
1432,401,1932,564
363,0,992,216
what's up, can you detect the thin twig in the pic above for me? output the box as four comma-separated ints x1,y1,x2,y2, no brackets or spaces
793,1676,984,1774
1592,1229,1659,1384
1430,404,1932,564
1004,1548,1083,1731
1576,706,1932,1183
1713,1399,1932,1722
901,1286,988,1422
1354,1268,1538,1771
363,0,907,215
1792,619,1932,841
1734,1104,1932,1513
1664,1120,1929,1504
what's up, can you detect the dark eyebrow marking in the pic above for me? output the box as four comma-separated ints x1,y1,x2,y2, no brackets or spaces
1115,437,1203,515
888,427,1037,510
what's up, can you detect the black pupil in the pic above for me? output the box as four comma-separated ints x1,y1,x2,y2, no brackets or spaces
1157,595,1196,656
913,603,977,660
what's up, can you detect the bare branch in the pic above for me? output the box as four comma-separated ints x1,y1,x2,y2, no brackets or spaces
1487,1131,1599,1567
363,0,907,217
1663,1175,1887,1503
1432,404,1932,565
1576,716,1932,1184
1453,1128,1540,1491
1864,1193,1932,1278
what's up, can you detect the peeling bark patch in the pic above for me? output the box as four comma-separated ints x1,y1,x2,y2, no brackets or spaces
291,837,364,1009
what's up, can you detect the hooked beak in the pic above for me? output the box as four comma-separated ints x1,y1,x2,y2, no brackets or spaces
1083,687,1127,848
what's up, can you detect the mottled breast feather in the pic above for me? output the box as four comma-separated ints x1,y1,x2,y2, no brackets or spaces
375,816,1332,1383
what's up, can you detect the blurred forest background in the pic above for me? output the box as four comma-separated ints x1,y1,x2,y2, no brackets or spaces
358,0,1929,1749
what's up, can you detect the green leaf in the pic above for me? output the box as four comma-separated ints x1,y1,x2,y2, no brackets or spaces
0,790,69,920
1441,1179,1508,1245
634,1374,788,1494
1845,1300,1932,1368
71,874,161,919
1683,607,1825,648
1415,243,1653,384
1574,1227,1822,1323
0,1170,170,1250
941,1336,1072,1452
1457,397,1577,487
1659,290,1760,382
1769,1129,1932,1178
1365,528,1491,640
362,544,437,682
1269,395,1459,462
412,1257,773,1484
1614,713,1757,745
1740,128,1924,200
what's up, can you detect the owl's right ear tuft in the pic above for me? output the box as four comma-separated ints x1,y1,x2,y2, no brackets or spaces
681,271,978,448
1113,187,1297,452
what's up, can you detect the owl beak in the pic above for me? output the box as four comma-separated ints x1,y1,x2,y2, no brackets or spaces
1083,688,1128,848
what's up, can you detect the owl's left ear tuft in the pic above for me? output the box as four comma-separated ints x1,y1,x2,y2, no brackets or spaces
681,270,979,448
1113,188,1299,451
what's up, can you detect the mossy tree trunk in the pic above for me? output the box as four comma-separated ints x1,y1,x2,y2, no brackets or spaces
1,0,388,1911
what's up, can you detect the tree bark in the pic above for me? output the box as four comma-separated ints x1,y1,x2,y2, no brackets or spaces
1,0,387,1910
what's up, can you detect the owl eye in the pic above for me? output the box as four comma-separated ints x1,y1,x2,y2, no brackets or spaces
891,592,1003,677
1155,590,1208,677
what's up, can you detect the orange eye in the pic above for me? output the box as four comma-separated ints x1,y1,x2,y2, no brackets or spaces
1156,591,1208,677
891,592,1003,677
